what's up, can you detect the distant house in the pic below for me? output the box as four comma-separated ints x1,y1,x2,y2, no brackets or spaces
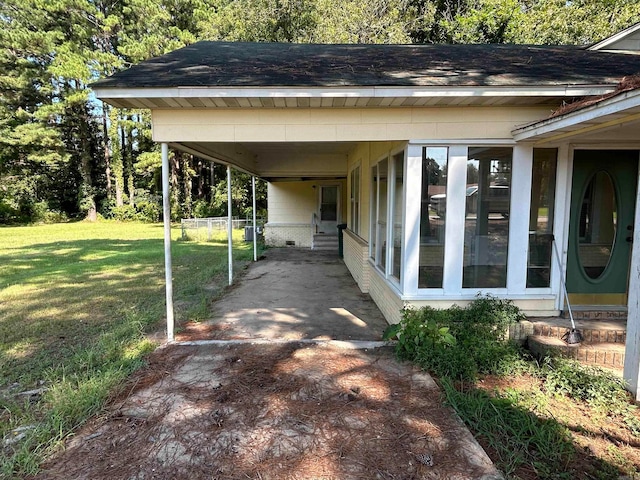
93,27,640,395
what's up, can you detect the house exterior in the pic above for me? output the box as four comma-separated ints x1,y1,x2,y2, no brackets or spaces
93,30,640,395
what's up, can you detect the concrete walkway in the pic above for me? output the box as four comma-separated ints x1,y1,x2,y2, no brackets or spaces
37,248,505,479
204,248,389,341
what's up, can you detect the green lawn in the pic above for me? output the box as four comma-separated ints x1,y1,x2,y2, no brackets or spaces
0,221,258,476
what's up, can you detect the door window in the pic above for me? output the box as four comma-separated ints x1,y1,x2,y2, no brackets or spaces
320,186,337,221
578,171,617,280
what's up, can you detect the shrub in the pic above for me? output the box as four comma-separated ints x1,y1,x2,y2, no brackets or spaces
385,295,527,381
106,200,161,223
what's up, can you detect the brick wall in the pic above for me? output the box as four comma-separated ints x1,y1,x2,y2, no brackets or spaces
367,265,404,325
343,229,370,293
264,224,312,248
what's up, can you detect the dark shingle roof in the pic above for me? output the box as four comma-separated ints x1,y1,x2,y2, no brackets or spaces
93,42,640,89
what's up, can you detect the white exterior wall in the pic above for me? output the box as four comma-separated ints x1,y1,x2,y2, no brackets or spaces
152,107,550,147
265,179,347,248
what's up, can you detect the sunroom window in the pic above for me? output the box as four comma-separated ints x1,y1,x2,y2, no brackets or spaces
349,164,360,235
462,147,512,288
419,147,448,288
527,148,558,288
370,150,405,281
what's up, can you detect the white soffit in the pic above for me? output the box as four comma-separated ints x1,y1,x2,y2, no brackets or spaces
93,85,615,109
512,88,640,143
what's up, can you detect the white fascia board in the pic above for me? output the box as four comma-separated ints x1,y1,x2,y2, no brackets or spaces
93,84,615,101
512,88,640,141
589,22,640,50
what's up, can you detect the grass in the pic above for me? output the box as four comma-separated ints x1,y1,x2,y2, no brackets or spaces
0,220,259,477
388,300,640,479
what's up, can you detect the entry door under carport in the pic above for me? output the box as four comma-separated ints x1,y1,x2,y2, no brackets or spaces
566,150,638,305
317,185,339,234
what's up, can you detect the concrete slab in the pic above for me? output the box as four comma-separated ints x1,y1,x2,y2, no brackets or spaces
205,248,389,341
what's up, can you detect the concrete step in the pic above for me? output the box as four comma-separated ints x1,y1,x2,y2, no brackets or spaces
528,335,625,368
313,235,338,250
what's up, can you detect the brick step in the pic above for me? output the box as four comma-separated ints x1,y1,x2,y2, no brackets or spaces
560,308,627,321
527,335,625,368
532,323,626,345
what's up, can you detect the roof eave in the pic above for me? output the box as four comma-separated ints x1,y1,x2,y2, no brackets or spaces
512,88,640,142
93,84,618,110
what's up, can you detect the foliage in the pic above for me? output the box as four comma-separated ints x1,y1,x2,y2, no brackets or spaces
1,1,639,224
0,222,261,476
387,296,527,381
441,378,576,478
392,298,640,477
541,357,632,411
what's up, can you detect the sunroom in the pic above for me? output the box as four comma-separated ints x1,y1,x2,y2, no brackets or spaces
340,141,563,324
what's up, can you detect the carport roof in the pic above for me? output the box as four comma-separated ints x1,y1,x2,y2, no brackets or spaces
94,42,640,88
93,42,640,110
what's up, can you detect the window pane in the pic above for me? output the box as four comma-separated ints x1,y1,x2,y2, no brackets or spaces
419,147,448,288
578,171,616,280
377,159,388,270
463,147,512,288
370,164,377,259
354,166,360,234
527,149,557,288
376,158,389,271
391,152,404,280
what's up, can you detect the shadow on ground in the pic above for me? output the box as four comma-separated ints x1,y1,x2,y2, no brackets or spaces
36,343,502,480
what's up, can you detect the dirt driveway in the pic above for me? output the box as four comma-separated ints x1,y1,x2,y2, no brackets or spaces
36,248,503,479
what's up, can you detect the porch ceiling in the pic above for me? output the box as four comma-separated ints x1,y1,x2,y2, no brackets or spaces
512,88,640,145
173,141,357,179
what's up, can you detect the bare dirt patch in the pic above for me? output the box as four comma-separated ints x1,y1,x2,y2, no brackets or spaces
35,343,500,480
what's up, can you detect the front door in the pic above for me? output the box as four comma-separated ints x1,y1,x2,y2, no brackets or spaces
318,185,338,234
566,150,638,305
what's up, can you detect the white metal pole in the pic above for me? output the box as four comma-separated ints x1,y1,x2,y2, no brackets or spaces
161,143,175,342
227,165,233,285
252,175,257,262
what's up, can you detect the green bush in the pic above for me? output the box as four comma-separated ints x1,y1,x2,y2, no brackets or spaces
111,204,139,221
107,201,161,223
136,200,160,222
385,295,527,381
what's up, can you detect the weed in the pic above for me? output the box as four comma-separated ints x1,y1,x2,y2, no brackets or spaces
441,378,575,478
542,358,630,411
387,295,526,381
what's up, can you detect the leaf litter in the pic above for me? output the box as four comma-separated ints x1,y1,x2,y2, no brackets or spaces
34,342,501,480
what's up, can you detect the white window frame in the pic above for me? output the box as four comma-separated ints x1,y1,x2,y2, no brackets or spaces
403,142,547,300
349,162,361,235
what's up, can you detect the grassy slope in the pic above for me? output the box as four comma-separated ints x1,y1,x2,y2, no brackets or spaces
0,221,256,476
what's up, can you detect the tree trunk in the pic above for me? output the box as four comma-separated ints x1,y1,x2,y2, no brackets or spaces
126,115,135,206
78,104,97,221
102,108,112,200
171,150,180,219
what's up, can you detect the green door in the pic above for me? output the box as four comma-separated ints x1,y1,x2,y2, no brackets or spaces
567,150,638,305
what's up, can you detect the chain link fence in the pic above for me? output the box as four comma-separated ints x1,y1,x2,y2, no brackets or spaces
181,216,265,241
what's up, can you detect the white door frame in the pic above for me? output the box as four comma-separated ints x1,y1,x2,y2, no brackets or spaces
317,184,341,234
